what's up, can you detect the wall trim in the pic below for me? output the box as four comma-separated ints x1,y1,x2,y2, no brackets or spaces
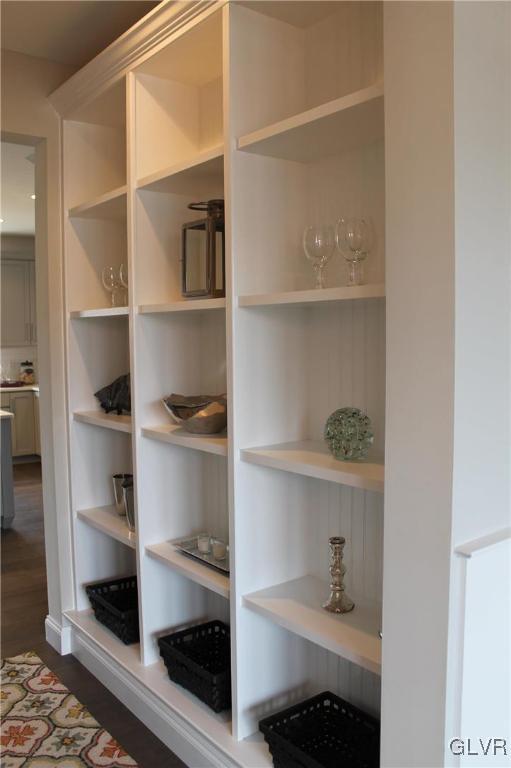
49,0,222,118
45,615,73,655
72,631,246,768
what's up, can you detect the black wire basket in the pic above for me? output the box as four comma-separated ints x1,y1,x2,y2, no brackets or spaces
259,691,380,768
158,620,231,713
86,575,139,645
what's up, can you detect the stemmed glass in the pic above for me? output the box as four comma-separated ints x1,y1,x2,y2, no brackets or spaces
101,266,120,307
119,263,129,306
336,217,373,286
302,225,335,289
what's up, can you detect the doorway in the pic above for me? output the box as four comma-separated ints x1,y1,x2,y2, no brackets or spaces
1,138,47,655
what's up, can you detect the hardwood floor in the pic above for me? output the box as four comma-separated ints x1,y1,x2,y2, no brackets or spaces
1,461,187,768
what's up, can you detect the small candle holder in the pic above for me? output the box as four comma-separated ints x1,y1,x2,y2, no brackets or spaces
197,533,211,554
211,538,227,561
323,536,354,614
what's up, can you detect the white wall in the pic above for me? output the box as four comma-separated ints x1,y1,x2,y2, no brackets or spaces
447,1,511,761
382,3,455,766
383,3,511,766
1,49,74,634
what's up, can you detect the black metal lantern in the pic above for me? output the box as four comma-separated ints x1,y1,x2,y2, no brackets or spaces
181,199,225,299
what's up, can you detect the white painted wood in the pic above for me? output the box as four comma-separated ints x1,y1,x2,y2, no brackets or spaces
64,120,126,210
455,527,511,559
57,0,390,757
34,389,41,455
0,259,32,346
241,441,384,493
134,58,223,180
73,411,132,433
48,2,221,117
67,610,273,768
244,575,381,675
134,188,223,306
136,145,223,194
45,616,73,656
77,505,136,549
138,298,225,314
65,216,127,312
238,85,383,163
225,2,385,740
146,541,230,599
239,284,385,308
10,390,36,456
69,307,129,319
68,186,127,220
382,4,457,767
142,425,227,457
455,536,511,767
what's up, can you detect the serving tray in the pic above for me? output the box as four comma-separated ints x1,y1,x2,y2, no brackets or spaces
171,536,230,574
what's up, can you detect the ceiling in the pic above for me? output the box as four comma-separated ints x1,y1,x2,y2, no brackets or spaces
1,142,36,236
1,2,159,236
1,1,159,71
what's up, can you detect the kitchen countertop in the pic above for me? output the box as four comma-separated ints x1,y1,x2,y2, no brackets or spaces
0,384,39,393
0,408,14,419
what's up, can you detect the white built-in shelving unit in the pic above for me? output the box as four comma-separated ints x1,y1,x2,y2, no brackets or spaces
55,2,387,765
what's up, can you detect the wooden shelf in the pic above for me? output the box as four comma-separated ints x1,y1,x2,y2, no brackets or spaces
136,145,224,194
68,185,127,219
69,306,129,319
239,284,385,308
241,440,384,492
77,505,136,549
237,84,384,163
146,541,230,599
64,609,271,767
142,425,228,457
73,411,132,434
244,575,381,675
138,298,226,315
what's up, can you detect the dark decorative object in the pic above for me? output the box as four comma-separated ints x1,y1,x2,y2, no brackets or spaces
19,360,36,384
162,393,227,434
323,536,354,614
112,473,133,516
181,199,225,298
324,406,373,461
259,691,380,768
86,576,139,644
158,620,231,712
94,374,131,415
122,477,136,532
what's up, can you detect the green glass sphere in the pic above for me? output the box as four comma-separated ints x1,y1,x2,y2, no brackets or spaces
324,407,374,461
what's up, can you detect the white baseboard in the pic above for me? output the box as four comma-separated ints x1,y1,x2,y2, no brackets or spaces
45,615,73,655
72,631,241,768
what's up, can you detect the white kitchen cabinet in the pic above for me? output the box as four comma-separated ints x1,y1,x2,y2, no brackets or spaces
0,258,37,346
28,260,37,344
34,389,41,455
9,391,36,456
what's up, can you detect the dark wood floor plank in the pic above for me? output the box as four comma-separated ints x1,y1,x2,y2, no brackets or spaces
1,461,187,768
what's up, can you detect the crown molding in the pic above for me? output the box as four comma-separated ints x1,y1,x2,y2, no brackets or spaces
49,0,223,118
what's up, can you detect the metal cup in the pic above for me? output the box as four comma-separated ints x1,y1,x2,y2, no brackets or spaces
122,479,136,532
112,473,133,516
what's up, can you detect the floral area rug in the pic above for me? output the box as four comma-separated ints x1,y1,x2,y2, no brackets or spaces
1,652,138,767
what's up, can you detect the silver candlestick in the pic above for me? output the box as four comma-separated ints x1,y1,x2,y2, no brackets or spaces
323,536,354,614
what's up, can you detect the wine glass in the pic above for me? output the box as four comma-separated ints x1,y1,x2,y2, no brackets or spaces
101,266,120,307
302,225,335,289
119,263,129,306
336,217,373,286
